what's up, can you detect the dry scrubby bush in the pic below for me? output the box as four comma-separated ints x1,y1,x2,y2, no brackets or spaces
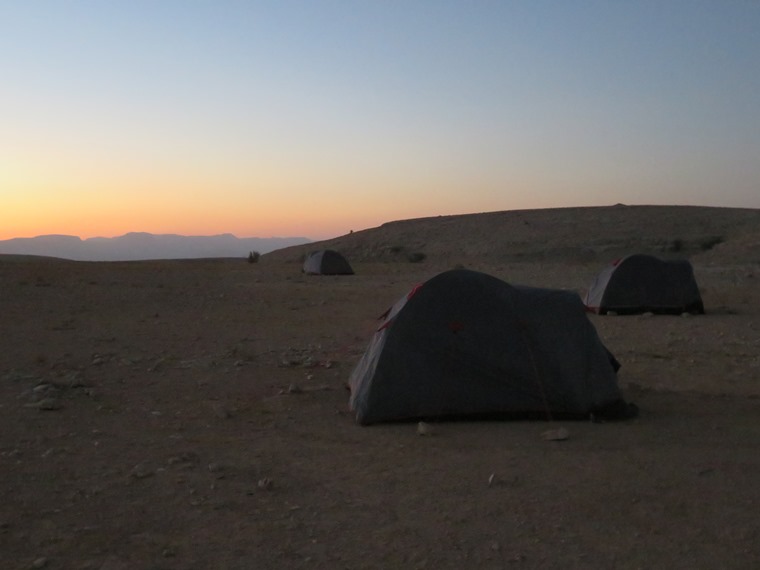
384,244,426,263
670,239,685,253
700,236,724,251
669,236,724,253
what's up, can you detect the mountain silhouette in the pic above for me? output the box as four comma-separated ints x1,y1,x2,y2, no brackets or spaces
0,233,311,261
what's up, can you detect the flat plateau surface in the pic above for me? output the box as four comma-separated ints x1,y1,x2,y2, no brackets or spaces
2,206,759,569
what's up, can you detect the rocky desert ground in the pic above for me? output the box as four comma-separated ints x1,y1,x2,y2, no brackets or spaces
1,205,759,569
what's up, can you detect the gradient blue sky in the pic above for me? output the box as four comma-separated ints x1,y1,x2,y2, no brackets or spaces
2,1,759,240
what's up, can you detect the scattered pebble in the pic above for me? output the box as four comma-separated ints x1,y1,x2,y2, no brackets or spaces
25,398,61,411
257,478,274,490
542,427,569,441
211,403,232,419
129,463,155,479
417,421,434,436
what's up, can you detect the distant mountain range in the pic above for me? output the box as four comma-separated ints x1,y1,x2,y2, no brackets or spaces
0,233,312,261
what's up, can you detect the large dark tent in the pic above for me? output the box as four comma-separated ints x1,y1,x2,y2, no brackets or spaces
302,249,354,275
348,269,634,425
584,254,704,315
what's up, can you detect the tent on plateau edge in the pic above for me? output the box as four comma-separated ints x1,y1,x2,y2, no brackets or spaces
302,249,354,275
584,254,704,315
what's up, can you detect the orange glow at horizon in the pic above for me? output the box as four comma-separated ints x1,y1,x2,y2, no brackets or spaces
0,158,584,242
0,169,418,241
1,144,492,241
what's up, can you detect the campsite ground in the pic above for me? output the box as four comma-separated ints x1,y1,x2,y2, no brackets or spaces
1,205,759,569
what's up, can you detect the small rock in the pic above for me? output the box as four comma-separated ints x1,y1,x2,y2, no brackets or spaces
26,398,61,411
211,403,231,419
541,427,569,441
257,478,274,490
171,451,200,467
52,372,87,388
97,557,130,570
129,463,155,479
417,421,434,436
487,473,496,487
31,558,48,569
287,384,302,394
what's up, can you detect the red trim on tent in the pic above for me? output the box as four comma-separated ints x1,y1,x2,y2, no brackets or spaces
377,282,425,331
407,283,423,299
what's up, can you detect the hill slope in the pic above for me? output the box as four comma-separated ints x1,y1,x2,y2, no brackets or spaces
265,205,760,265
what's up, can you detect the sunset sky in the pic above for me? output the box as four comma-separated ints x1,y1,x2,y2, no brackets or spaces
2,1,759,241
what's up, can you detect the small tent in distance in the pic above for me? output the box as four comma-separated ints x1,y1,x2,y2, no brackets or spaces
302,249,354,275
348,269,635,425
584,254,704,315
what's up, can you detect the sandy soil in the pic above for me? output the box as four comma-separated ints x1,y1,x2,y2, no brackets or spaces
2,205,759,569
